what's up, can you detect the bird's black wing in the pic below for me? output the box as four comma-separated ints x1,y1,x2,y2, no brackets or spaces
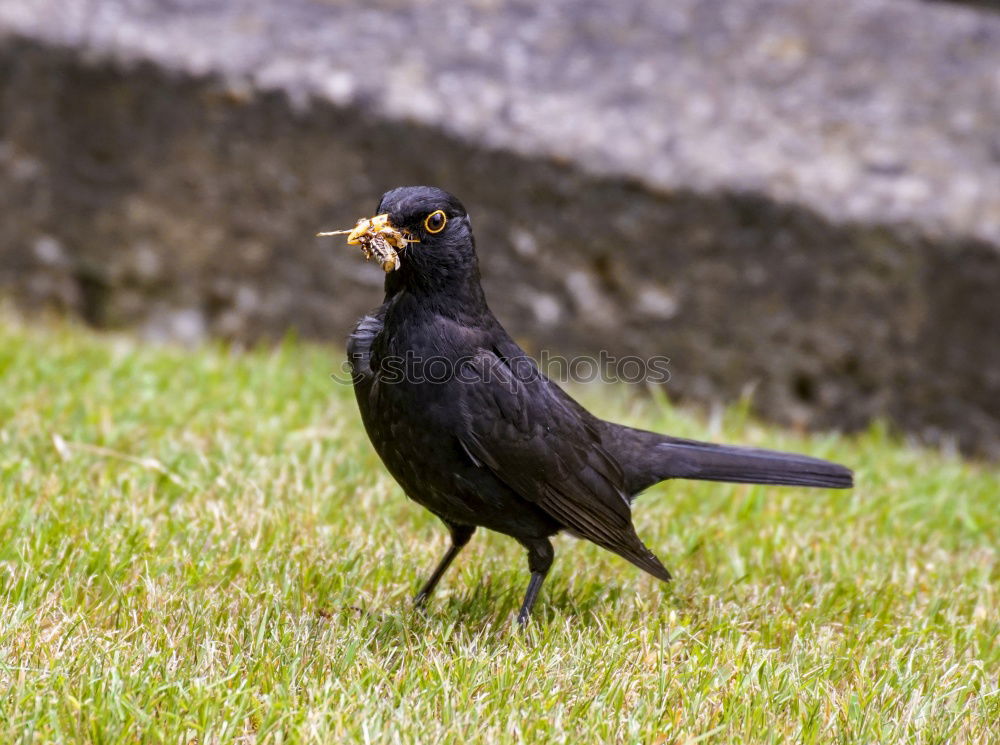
347,305,386,383
455,347,670,582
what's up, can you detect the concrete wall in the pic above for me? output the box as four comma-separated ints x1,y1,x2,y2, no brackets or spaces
1,0,999,456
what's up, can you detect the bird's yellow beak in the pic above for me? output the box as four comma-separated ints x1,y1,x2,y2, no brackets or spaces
317,213,415,272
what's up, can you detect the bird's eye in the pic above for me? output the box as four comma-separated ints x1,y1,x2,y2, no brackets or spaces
424,210,447,234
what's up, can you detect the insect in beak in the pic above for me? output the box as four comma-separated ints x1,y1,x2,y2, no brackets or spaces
317,214,418,273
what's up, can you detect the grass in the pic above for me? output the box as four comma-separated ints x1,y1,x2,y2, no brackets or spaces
0,312,997,744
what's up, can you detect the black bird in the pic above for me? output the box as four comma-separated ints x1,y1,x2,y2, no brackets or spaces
333,186,853,625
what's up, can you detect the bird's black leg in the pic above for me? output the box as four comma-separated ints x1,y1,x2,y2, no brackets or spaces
516,538,554,626
413,522,475,607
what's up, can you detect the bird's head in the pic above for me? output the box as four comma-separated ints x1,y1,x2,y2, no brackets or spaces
320,186,479,297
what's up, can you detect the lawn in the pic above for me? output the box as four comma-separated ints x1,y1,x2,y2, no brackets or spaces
0,313,996,743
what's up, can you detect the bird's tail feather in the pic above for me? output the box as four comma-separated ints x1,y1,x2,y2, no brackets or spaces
654,437,853,489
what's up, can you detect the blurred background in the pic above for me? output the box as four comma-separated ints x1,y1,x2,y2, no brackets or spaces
1,0,998,457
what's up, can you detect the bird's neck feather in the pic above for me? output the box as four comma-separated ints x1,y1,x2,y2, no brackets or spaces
383,258,488,321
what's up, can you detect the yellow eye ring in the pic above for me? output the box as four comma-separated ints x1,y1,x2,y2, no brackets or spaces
424,209,447,234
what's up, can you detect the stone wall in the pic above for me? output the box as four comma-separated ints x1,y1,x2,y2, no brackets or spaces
1,0,998,456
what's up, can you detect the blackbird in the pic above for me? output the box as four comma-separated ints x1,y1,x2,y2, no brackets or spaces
332,185,853,625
